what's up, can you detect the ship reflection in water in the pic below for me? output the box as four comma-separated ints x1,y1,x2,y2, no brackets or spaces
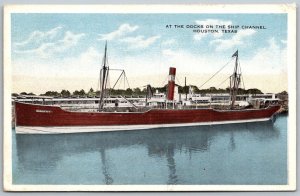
12,114,287,185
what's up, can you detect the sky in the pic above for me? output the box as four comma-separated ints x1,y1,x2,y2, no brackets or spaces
11,13,288,94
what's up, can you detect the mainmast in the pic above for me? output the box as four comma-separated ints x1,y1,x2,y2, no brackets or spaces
99,41,109,111
230,50,241,109
185,77,187,100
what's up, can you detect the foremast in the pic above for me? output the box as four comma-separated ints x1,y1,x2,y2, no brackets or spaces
99,41,109,111
230,50,241,109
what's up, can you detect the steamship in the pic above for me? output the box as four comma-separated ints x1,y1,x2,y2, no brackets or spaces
14,43,281,134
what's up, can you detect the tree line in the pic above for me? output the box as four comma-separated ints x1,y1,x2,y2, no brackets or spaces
12,85,275,98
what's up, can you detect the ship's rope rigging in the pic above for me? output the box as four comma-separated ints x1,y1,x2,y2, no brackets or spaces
133,56,241,95
175,75,182,87
198,58,234,90
160,75,169,88
97,49,131,93
109,69,131,90
98,43,245,109
98,42,133,110
216,76,230,88
216,62,245,90
238,61,246,90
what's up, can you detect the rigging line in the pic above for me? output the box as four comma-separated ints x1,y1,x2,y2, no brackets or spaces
198,58,234,89
237,60,245,89
112,70,125,89
175,75,182,86
123,72,125,90
109,68,126,71
106,74,111,98
117,75,122,89
216,76,230,88
241,75,246,90
161,75,169,87
124,72,131,89
97,76,100,92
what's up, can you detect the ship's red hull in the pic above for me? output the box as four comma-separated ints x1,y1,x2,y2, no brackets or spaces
15,102,280,128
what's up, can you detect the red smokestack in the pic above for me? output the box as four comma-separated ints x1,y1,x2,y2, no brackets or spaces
167,67,176,100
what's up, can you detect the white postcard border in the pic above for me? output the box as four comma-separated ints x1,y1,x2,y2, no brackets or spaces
3,4,297,191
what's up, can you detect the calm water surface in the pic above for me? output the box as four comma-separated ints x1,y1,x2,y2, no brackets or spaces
12,114,287,185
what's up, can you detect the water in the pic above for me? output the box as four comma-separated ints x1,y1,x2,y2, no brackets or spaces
12,114,287,185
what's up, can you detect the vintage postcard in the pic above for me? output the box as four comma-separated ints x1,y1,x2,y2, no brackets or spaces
3,4,296,191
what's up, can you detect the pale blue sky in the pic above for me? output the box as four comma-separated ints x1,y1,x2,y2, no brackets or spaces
11,13,288,93
12,14,287,59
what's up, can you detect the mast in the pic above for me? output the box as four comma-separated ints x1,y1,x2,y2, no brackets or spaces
99,41,109,111
185,77,187,100
230,50,241,109
145,84,153,106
